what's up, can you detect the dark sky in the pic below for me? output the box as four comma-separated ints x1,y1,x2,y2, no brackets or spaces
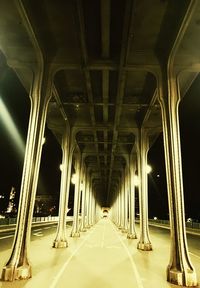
0,67,61,211
0,67,199,220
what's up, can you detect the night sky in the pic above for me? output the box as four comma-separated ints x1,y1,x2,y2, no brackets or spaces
0,67,199,220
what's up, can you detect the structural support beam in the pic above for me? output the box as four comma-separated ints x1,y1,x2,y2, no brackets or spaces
137,128,152,251
53,130,73,248
127,155,137,239
71,150,82,237
158,67,197,287
1,67,52,281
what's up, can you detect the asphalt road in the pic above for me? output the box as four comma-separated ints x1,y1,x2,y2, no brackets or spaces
0,222,199,258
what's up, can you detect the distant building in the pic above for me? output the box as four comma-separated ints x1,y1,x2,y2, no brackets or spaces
34,194,57,216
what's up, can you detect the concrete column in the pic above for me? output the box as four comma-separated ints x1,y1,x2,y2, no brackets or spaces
127,156,137,239
122,169,128,233
53,132,73,248
137,129,152,251
85,172,91,228
118,179,124,230
117,191,121,227
80,167,87,232
88,183,94,227
1,68,52,281
158,69,197,286
71,152,82,237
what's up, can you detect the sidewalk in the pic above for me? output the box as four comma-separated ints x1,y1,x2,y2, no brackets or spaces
0,219,199,288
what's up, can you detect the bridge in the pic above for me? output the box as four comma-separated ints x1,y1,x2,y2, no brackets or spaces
0,0,200,286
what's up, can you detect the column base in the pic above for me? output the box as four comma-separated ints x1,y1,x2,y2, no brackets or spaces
80,228,87,232
121,228,128,233
1,264,31,281
137,241,152,251
127,233,137,239
52,240,68,248
167,266,197,287
70,231,80,237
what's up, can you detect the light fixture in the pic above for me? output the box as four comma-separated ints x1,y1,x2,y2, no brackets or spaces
42,137,46,145
134,175,140,187
71,173,77,184
80,181,84,191
146,164,152,174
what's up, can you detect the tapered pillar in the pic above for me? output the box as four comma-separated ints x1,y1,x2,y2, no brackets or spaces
127,156,137,239
88,179,93,227
118,179,124,230
122,169,128,233
137,129,152,251
71,151,82,237
52,132,73,248
158,67,197,286
80,166,87,232
1,67,52,281
85,172,91,228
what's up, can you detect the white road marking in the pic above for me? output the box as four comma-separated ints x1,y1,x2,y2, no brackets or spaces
189,252,200,261
0,235,14,240
33,228,42,232
110,221,144,288
100,221,106,248
49,230,94,288
33,232,43,237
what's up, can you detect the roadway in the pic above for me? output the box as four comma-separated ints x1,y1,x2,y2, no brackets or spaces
0,219,199,288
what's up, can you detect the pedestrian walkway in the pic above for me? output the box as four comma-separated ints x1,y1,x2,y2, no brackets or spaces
0,219,199,288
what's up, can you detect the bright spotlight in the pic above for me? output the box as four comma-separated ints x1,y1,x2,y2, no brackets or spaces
0,97,25,158
59,164,64,171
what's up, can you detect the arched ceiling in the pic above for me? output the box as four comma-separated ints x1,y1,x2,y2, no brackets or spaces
0,0,199,206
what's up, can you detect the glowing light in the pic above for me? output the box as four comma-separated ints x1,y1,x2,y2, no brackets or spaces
42,137,46,145
80,182,84,191
71,173,77,185
0,97,25,158
59,164,64,171
134,175,140,187
146,164,152,174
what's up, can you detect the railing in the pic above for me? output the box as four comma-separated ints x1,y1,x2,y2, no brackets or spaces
148,218,200,230
0,216,59,226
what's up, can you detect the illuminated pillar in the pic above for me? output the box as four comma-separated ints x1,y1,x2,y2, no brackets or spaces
80,166,87,232
137,129,152,251
1,68,53,281
118,178,124,230
127,155,137,239
53,132,74,248
158,68,197,286
117,190,122,227
122,169,128,233
71,151,82,237
85,171,91,228
88,177,93,227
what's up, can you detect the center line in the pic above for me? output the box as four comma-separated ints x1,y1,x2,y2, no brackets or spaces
49,229,94,288
100,221,106,248
189,252,200,261
110,221,144,288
